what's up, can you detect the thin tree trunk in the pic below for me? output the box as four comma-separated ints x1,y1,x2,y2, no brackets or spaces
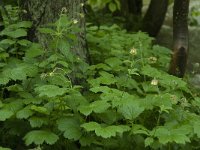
141,0,168,37
120,0,143,30
19,0,88,62
169,0,189,77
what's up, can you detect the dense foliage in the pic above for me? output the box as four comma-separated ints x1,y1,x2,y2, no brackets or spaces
1,4,200,150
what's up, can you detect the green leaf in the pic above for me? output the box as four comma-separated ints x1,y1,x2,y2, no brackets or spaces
78,100,110,116
109,2,117,12
10,21,32,28
47,74,71,88
0,39,16,45
16,108,34,119
29,117,48,128
154,127,171,144
31,105,49,115
81,122,101,132
0,52,9,59
145,137,154,147
1,29,27,38
23,130,59,145
78,104,93,116
118,99,144,120
81,122,130,138
57,117,82,140
17,39,31,46
132,124,150,135
25,43,44,58
0,109,13,121
34,85,68,97
95,125,130,138
0,146,11,150
105,57,122,70
0,75,10,85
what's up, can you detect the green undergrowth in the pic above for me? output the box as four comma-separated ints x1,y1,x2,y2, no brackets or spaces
1,6,200,150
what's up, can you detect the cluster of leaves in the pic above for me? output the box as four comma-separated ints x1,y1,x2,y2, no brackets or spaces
87,0,120,12
1,5,200,150
188,1,200,26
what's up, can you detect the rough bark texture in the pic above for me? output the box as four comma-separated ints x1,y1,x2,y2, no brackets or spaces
120,0,143,30
141,0,168,37
169,0,189,77
19,0,88,61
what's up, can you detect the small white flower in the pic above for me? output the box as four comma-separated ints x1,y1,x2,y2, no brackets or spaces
151,78,158,86
148,56,157,64
130,47,137,56
73,19,78,24
80,3,84,7
80,13,85,18
61,7,67,13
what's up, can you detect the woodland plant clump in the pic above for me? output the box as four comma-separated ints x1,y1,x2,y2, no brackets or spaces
0,5,200,150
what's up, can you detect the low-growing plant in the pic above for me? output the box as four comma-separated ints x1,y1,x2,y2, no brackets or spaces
1,5,200,150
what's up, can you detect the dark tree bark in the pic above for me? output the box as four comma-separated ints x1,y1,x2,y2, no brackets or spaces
19,0,88,62
120,0,143,30
169,0,189,77
141,0,168,37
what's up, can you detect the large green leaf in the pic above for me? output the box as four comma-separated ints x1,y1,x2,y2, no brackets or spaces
0,29,27,38
24,130,59,145
29,117,48,128
57,117,82,140
16,108,34,119
81,122,130,138
118,99,144,120
0,109,13,121
25,43,44,58
34,85,68,97
78,100,110,116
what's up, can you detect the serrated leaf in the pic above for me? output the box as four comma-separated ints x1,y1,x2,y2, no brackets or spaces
0,39,16,45
145,137,154,147
34,85,68,97
95,125,130,138
1,28,27,38
118,99,144,120
78,104,93,116
17,39,31,46
47,74,71,87
132,124,150,135
0,75,10,85
0,52,9,59
25,43,44,58
31,105,49,115
57,117,82,140
16,108,34,119
91,100,110,113
194,121,200,138
57,39,72,60
10,21,32,28
29,117,48,128
81,122,101,132
23,130,59,145
90,86,111,93
105,57,122,70
78,100,110,116
0,109,13,121
154,127,171,144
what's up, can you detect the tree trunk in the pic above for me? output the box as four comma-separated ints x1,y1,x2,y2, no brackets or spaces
169,0,189,77
120,0,143,30
141,0,168,37
19,0,88,62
